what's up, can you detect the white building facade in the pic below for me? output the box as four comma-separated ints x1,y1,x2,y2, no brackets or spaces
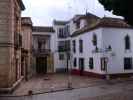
52,20,71,72
32,13,133,78
70,15,133,78
32,26,55,74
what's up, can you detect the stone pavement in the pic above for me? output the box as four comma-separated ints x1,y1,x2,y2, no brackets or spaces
1,80,133,100
12,74,104,96
81,91,133,100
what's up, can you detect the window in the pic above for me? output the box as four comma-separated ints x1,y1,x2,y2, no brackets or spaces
72,40,76,53
125,35,131,50
79,40,83,53
58,40,70,52
124,57,132,70
58,28,65,38
38,41,42,50
65,25,70,37
73,58,77,67
89,58,94,69
58,41,66,52
101,58,107,71
59,54,64,60
92,34,97,46
79,58,84,74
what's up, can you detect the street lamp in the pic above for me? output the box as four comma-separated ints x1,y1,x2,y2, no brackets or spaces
67,52,73,89
65,48,73,89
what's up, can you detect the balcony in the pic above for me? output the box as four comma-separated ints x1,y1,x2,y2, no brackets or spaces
33,49,51,57
58,46,70,52
58,35,68,38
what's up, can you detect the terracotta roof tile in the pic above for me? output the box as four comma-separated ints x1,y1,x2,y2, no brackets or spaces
71,17,133,37
73,13,100,22
99,17,131,28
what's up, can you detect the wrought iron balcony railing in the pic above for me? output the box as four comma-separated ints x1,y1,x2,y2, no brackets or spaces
58,46,70,52
33,49,51,56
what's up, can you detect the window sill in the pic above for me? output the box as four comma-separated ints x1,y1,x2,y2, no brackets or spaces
125,50,132,53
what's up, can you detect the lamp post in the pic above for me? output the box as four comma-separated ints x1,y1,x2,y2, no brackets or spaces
66,49,73,89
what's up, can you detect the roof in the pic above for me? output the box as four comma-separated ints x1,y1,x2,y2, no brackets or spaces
71,17,133,37
72,12,100,22
33,26,55,33
53,20,69,25
71,14,84,21
21,17,32,26
98,17,131,28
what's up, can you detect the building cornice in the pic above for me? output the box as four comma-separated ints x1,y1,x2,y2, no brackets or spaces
17,0,25,10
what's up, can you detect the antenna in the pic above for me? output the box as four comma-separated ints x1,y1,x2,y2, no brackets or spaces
67,0,73,17
73,0,80,14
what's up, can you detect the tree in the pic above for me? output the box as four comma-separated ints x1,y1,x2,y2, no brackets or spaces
98,0,133,25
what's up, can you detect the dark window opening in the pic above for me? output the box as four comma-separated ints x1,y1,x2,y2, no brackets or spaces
125,35,131,50
92,34,97,46
38,41,42,50
79,58,84,75
79,40,83,53
72,40,76,53
59,54,64,60
58,40,70,52
89,58,94,69
124,57,132,70
73,58,77,67
101,58,107,71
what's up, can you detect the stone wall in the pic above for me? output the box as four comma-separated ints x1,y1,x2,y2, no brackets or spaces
21,17,33,79
0,0,11,88
0,0,23,89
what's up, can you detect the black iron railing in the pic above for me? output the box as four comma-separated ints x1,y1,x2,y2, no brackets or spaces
33,49,51,56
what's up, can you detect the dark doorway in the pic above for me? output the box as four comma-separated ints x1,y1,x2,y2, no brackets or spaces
79,58,84,75
36,57,47,74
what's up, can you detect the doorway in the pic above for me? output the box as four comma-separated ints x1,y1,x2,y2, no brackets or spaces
36,57,47,74
79,58,84,75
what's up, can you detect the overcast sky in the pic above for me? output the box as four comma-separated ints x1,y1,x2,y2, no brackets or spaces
22,0,121,26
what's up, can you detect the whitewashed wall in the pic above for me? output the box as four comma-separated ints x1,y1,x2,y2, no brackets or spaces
102,28,133,74
72,27,133,75
71,28,105,74
52,24,68,72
